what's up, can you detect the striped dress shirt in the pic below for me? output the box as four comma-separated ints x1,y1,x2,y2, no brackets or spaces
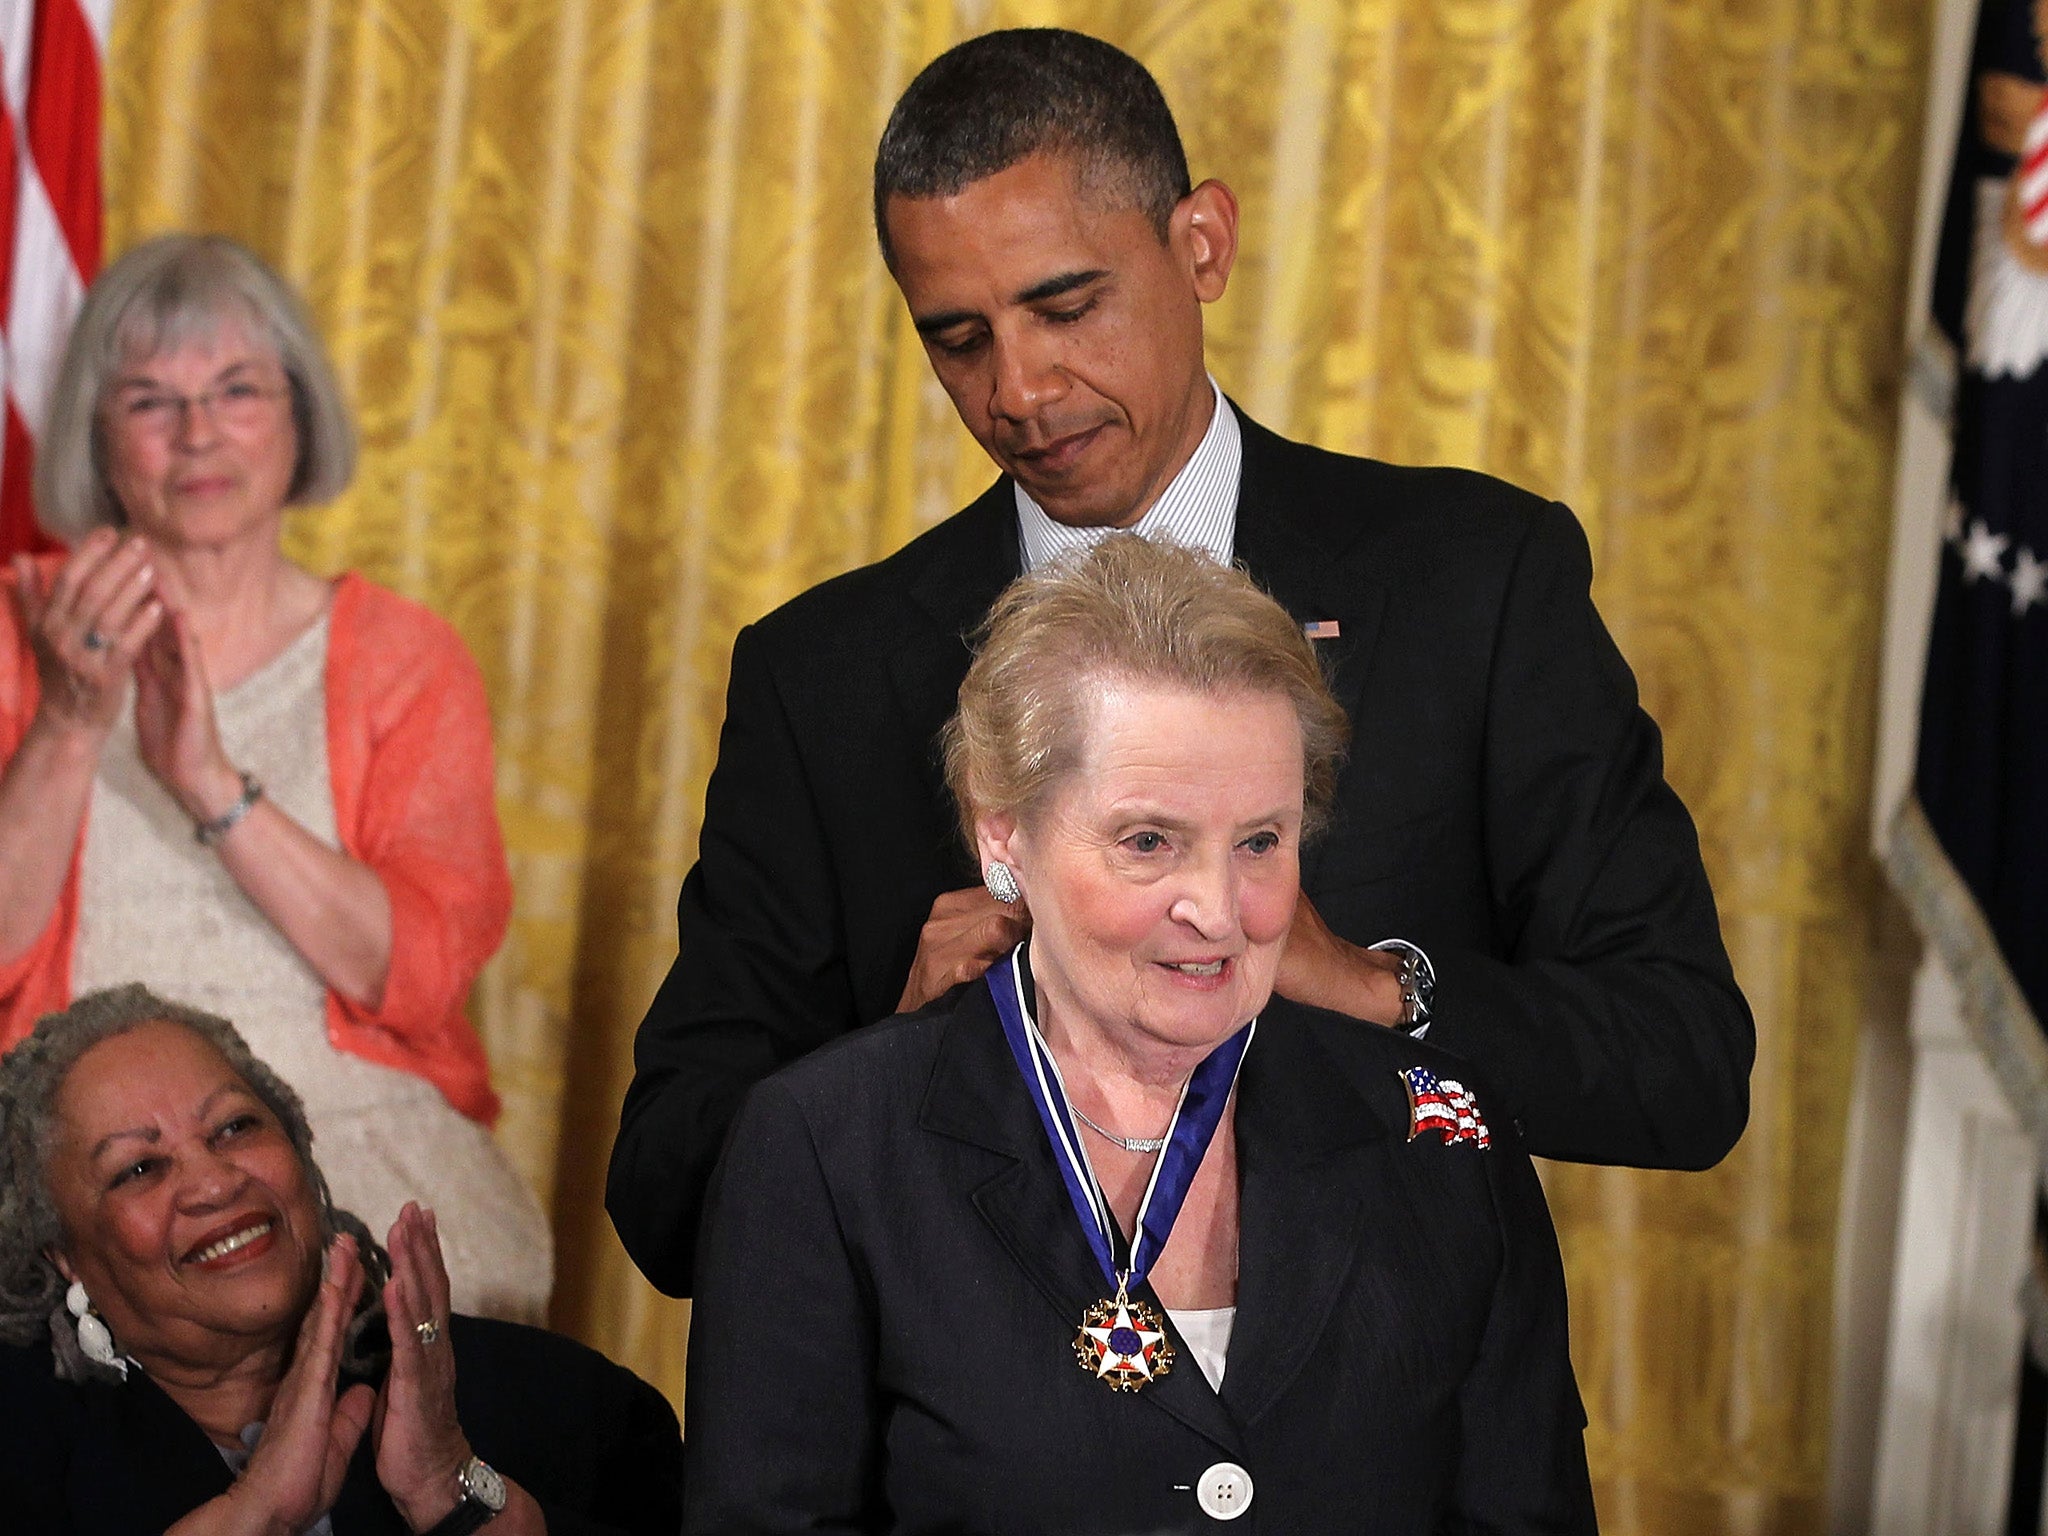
1014,377,1241,572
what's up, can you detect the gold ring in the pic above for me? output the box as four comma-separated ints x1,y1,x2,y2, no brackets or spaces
414,1317,442,1345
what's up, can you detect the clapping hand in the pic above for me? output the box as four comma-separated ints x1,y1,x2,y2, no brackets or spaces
372,1204,474,1533
132,604,244,827
13,531,163,735
204,1234,376,1535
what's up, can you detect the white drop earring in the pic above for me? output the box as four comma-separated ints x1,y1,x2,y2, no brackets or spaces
984,861,1021,905
66,1279,126,1376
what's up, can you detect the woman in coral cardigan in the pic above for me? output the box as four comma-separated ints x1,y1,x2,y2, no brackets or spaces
0,234,549,1321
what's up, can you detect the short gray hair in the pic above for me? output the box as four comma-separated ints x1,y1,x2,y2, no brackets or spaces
34,233,357,541
0,985,389,1382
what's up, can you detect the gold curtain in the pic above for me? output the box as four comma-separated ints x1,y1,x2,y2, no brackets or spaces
104,0,1929,1527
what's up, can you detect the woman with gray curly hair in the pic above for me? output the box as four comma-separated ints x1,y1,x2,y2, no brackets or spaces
0,984,681,1534
0,233,547,1320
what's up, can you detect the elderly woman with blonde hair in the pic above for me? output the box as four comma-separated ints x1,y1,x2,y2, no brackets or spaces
683,536,1597,1533
0,234,548,1320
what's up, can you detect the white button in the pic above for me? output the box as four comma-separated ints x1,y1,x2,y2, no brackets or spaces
1195,1461,1254,1521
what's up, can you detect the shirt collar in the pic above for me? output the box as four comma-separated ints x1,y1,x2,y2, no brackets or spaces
1014,377,1241,572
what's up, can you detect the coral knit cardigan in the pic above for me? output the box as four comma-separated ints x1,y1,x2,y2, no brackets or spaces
0,570,510,1125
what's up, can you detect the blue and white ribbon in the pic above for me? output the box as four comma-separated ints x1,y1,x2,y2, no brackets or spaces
987,945,1253,1293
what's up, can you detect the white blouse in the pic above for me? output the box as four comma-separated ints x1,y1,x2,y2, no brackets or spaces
1167,1304,1237,1391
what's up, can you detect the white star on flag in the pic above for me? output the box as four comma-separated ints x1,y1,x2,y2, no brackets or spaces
2013,547,2048,616
1962,518,2013,583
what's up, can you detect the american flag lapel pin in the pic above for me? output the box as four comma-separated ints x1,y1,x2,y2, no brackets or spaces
1398,1065,1491,1149
1303,619,1341,640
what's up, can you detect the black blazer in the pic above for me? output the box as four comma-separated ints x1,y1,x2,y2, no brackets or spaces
683,984,1598,1534
0,1315,683,1534
611,409,1755,1294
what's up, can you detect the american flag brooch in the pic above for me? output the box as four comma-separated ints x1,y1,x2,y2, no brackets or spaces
1399,1065,1491,1150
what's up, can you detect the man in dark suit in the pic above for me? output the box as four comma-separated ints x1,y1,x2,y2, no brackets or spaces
608,27,1754,1297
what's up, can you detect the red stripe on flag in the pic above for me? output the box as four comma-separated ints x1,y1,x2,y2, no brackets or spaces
0,40,24,561
24,0,101,277
0,88,19,325
2026,140,2048,198
0,403,56,555
0,0,103,559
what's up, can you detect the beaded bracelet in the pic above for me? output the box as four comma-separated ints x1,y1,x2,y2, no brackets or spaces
195,771,264,846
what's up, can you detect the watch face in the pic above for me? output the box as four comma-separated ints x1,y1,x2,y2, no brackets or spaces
463,1457,509,1513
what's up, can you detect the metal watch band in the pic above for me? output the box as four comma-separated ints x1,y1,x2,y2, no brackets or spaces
1367,938,1435,1034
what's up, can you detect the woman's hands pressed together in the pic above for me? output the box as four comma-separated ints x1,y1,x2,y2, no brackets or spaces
20,537,399,1009
171,1213,543,1536
374,1203,543,1535
133,603,248,827
172,1233,375,1536
0,535,170,966
15,532,164,735
373,1203,473,1531
19,530,250,831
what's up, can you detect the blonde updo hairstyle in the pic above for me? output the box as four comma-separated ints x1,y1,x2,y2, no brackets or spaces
943,535,1349,848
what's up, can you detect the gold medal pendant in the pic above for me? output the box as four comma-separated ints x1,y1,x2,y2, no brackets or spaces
1075,1288,1175,1392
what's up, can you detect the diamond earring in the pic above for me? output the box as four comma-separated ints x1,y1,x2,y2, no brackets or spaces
984,861,1021,905
66,1279,126,1375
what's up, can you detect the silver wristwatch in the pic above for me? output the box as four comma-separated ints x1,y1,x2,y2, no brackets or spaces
1367,938,1436,1035
423,1455,508,1534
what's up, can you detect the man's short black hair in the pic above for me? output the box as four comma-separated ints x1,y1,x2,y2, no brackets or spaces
873,29,1193,269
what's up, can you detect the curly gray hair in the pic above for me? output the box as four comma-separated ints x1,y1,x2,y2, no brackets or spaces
0,984,390,1383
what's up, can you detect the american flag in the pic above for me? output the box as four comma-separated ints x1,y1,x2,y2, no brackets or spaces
1398,1065,1490,1150
1907,0,2048,1036
1887,8,2048,1524
0,0,107,559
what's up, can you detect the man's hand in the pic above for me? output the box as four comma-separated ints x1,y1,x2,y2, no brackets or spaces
1274,892,1408,1026
1980,69,2044,157
896,885,1031,1014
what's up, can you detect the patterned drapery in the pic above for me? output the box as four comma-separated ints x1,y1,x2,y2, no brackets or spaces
104,2,1928,1527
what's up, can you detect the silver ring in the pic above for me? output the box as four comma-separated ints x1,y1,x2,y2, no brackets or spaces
81,629,108,652
414,1317,443,1346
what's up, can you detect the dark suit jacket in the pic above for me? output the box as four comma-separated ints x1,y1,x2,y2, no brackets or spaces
0,1314,683,1534
683,984,1598,1534
611,408,1754,1294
